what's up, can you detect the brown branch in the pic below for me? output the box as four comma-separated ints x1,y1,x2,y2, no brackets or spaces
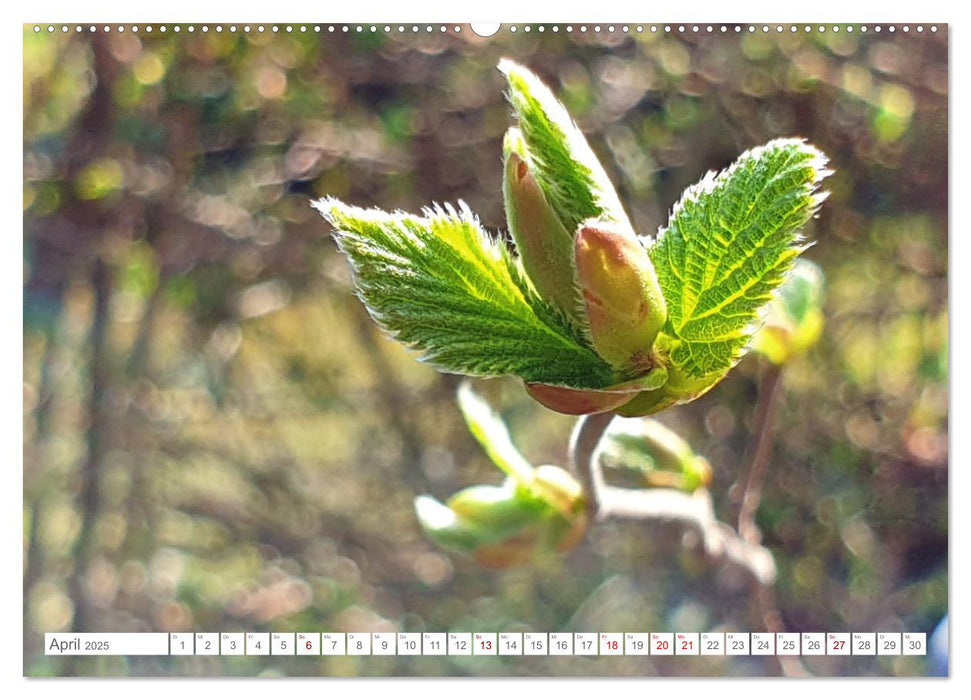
569,411,777,586
599,485,777,586
737,363,785,544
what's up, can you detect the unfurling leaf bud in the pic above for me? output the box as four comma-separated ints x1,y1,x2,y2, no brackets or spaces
574,221,667,373
531,464,585,517
502,129,580,321
414,468,587,569
601,417,712,492
751,259,825,365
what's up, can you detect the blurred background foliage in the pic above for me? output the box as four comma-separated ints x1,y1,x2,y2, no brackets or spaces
23,23,947,677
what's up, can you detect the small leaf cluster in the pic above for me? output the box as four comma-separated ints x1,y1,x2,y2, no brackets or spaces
316,60,830,417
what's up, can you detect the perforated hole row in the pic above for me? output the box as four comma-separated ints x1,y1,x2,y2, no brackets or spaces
30,24,941,35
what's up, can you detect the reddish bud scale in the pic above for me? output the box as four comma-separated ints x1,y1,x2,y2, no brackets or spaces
524,382,639,415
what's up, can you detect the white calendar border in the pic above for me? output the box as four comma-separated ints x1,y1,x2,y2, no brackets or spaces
10,1,961,698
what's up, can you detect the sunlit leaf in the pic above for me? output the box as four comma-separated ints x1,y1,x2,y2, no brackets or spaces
316,197,619,388
649,138,830,380
457,382,534,483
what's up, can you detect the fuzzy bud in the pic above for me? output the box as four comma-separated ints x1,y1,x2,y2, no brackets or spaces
574,221,667,372
502,128,580,321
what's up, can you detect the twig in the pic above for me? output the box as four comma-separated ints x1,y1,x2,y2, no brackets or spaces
737,363,784,544
567,412,615,519
569,411,777,586
599,485,777,586
732,363,810,676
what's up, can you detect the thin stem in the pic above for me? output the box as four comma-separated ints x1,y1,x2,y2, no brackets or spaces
599,485,777,586
568,410,777,586
568,411,615,519
737,363,784,544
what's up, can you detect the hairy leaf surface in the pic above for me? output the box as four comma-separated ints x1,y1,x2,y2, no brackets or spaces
649,139,830,379
457,382,534,483
316,198,618,387
499,60,633,235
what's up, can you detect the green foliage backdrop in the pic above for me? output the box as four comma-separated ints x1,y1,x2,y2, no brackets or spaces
23,24,947,677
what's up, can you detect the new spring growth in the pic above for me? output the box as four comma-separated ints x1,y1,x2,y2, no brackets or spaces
751,259,825,365
318,60,829,418
415,466,586,568
502,128,579,323
601,417,712,492
574,221,667,373
414,385,586,568
520,220,669,415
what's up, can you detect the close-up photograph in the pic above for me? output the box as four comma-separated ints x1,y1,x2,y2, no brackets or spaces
21,17,949,680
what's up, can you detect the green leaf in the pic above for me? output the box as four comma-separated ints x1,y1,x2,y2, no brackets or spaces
648,138,830,379
457,382,534,483
315,197,619,388
499,59,633,236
